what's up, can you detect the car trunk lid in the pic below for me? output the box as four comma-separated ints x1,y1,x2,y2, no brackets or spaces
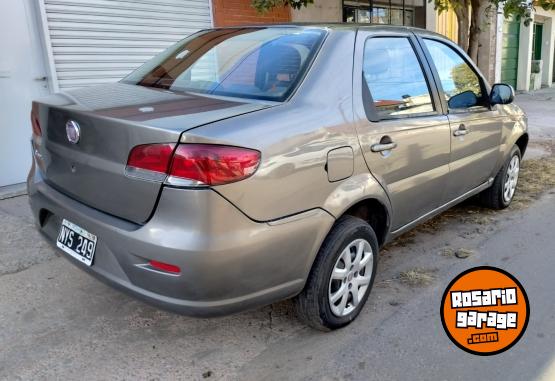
36,83,271,223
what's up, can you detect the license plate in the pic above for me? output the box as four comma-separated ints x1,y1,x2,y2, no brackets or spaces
56,219,97,266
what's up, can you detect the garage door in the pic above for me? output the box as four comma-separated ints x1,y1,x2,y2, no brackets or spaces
500,17,520,89
40,0,212,90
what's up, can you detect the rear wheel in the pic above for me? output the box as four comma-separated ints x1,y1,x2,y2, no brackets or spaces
294,216,379,331
480,145,521,209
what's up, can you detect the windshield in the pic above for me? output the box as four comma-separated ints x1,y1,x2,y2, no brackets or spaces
122,27,327,101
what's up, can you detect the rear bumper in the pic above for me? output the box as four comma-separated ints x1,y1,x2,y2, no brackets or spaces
27,161,334,317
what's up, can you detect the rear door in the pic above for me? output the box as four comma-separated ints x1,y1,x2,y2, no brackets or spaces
418,36,503,201
353,29,451,230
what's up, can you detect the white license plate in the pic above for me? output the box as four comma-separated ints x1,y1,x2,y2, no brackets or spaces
56,219,97,266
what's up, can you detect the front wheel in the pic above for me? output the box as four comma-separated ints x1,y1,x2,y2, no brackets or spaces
294,216,379,331
480,145,521,209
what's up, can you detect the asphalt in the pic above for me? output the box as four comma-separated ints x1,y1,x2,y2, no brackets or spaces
1,87,554,380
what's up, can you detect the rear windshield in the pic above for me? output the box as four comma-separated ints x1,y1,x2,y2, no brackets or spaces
122,27,326,102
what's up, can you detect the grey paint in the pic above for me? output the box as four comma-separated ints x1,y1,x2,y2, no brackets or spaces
33,84,271,223
28,164,333,316
28,25,527,316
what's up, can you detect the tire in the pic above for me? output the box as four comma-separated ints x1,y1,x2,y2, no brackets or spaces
294,215,379,331
480,145,521,209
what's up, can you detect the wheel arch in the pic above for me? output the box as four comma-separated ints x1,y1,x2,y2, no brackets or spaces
321,173,392,247
342,198,390,247
515,132,529,157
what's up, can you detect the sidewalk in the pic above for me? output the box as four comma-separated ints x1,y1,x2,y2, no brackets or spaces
516,87,555,140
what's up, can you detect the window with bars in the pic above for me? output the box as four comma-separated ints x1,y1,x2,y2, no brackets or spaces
342,0,425,28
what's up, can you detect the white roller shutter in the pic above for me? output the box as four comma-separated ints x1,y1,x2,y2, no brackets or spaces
40,0,212,90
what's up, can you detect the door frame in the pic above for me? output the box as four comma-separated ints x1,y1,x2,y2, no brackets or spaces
413,31,493,113
353,27,446,122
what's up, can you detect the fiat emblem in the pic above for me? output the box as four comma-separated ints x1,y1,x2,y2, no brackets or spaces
66,120,81,144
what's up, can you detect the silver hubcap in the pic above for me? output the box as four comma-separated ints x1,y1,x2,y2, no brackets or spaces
328,239,374,317
503,155,520,203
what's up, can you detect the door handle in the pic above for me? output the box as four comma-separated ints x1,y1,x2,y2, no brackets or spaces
371,142,397,152
453,124,469,136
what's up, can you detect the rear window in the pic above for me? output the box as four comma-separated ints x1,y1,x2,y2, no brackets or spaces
122,27,327,102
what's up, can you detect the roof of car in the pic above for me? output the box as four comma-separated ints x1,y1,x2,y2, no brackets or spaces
213,23,446,38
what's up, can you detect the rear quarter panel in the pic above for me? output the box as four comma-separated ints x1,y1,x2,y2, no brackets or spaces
182,30,390,222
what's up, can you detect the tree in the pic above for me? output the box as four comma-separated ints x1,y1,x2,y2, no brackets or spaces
433,0,555,63
252,0,555,64
251,0,314,13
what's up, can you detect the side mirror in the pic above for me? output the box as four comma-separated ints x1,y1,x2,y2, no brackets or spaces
490,83,515,105
448,90,478,109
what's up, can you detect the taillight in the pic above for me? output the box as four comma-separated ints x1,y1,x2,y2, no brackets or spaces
168,144,260,186
127,143,175,173
31,103,41,137
125,143,260,186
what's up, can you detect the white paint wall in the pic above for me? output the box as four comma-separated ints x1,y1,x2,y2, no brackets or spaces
535,9,555,87
426,1,437,31
0,0,49,187
517,19,534,91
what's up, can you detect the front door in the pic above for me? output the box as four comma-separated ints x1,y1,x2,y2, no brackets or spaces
353,31,451,230
420,37,503,201
0,0,50,187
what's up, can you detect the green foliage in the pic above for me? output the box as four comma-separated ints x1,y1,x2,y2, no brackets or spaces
431,0,465,13
537,0,555,11
430,0,555,26
251,0,314,13
498,0,532,25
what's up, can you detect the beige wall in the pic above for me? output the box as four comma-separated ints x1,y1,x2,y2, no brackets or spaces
291,0,342,22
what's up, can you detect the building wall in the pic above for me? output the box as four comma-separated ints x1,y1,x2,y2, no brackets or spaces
291,0,341,22
505,7,555,90
535,9,555,87
436,8,458,43
212,0,290,27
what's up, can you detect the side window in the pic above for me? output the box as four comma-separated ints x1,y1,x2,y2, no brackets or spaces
363,37,435,119
423,39,486,110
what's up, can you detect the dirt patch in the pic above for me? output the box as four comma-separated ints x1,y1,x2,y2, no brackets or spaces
441,248,474,259
511,156,555,208
399,268,435,287
387,230,417,248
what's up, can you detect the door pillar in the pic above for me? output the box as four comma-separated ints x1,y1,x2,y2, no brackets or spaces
541,17,554,87
517,16,534,91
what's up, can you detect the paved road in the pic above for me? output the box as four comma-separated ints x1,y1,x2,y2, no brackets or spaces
1,88,554,380
239,192,555,381
1,187,554,380
516,87,555,140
